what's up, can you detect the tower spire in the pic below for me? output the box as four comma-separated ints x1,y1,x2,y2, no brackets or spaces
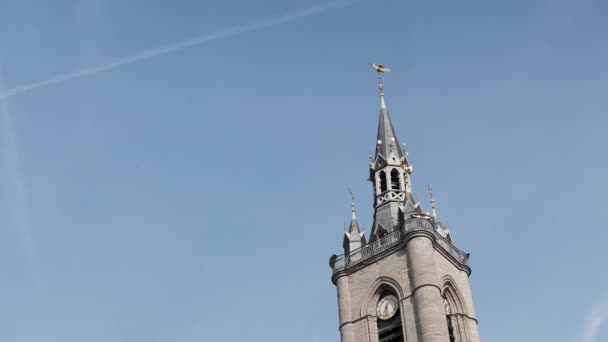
368,64,419,240
369,63,404,161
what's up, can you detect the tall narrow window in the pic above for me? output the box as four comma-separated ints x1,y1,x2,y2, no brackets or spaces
379,171,387,193
447,315,456,342
390,169,400,190
444,297,456,342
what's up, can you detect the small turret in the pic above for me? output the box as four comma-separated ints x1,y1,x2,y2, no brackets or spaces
428,185,453,242
342,189,366,254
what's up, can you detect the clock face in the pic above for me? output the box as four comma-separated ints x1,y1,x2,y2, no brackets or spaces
376,295,399,320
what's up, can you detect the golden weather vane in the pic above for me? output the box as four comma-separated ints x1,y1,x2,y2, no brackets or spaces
370,63,391,73
370,63,391,97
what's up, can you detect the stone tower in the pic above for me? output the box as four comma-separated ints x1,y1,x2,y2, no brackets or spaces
329,67,480,342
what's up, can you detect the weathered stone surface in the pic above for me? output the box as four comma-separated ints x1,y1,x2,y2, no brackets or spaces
333,233,480,342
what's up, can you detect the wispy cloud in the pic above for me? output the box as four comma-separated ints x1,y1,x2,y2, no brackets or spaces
582,294,608,342
0,66,38,277
0,0,360,99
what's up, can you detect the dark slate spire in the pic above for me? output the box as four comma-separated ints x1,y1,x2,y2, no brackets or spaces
371,76,412,172
368,65,419,241
375,95,404,161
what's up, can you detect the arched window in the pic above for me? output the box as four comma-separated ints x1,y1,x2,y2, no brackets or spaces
390,169,400,190
376,291,404,342
379,171,387,193
443,282,468,342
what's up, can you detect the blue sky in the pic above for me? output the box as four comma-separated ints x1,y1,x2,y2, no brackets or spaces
0,0,607,341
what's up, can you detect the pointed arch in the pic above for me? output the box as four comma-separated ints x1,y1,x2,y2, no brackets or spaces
441,275,470,342
440,276,468,314
390,168,401,190
360,276,404,317
360,277,406,342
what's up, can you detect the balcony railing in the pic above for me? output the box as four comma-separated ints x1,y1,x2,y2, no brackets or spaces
331,218,469,273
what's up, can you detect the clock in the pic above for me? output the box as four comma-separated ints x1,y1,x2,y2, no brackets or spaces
376,295,399,320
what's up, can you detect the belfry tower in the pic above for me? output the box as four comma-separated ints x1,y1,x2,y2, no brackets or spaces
329,65,480,342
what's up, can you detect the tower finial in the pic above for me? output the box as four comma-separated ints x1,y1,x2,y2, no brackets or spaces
348,188,356,220
370,63,390,108
428,185,439,219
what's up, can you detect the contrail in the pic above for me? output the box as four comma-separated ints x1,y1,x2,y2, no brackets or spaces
582,293,608,342
0,65,39,282
0,0,360,99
